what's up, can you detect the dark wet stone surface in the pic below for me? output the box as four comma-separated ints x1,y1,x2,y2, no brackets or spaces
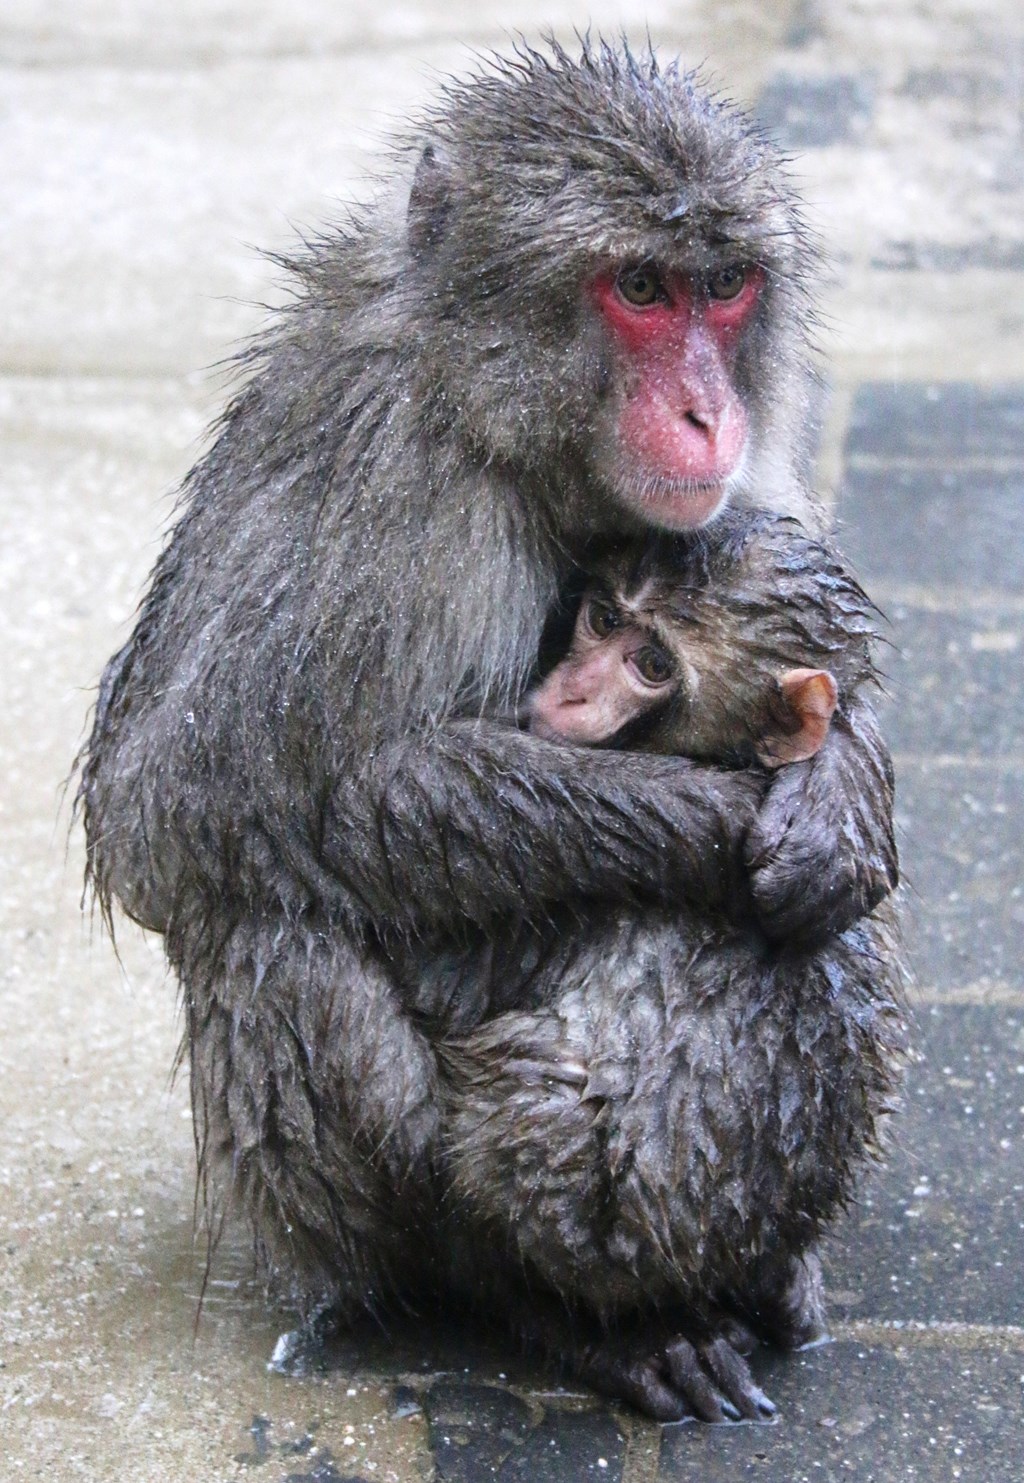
842,382,1024,461
756,73,874,148
876,604,1023,758
309,1317,547,1391
659,1341,1024,1481
828,1003,1024,1325
234,1416,361,1481
838,465,1024,591
422,1384,534,1480
894,762,1024,989
423,1383,625,1482
825,1002,1021,1328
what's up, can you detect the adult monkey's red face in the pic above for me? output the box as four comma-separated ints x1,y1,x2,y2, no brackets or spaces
591,260,764,530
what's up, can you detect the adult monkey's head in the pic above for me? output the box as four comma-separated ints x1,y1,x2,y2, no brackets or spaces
405,38,820,535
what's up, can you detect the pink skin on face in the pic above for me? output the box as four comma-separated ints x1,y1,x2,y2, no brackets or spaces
591,267,763,529
528,624,665,745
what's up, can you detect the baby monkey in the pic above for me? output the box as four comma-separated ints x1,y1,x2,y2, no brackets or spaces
528,510,856,771
443,510,905,1422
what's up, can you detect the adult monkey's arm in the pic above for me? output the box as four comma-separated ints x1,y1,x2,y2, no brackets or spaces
328,720,766,937
746,695,898,943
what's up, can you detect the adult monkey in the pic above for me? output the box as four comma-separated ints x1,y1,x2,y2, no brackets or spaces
79,41,897,1418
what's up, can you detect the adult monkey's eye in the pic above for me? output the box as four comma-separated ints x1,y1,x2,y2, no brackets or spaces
583,599,621,638
632,644,674,685
616,263,666,307
707,265,748,301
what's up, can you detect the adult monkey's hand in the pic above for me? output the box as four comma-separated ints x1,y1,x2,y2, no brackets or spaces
745,695,898,943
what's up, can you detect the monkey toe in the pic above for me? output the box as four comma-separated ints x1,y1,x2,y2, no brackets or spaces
619,1361,694,1424
584,1331,776,1423
580,1348,690,1423
718,1314,758,1356
776,1292,831,1351
661,1338,739,1422
665,1335,776,1422
747,1306,830,1353
739,1252,831,1352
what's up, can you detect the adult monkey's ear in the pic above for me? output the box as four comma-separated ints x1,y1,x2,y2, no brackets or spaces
757,668,839,768
408,142,454,258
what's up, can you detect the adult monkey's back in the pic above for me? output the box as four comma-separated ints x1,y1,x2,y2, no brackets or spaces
78,41,897,1417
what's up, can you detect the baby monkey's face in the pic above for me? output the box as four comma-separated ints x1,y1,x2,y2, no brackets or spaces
527,572,838,768
528,587,685,747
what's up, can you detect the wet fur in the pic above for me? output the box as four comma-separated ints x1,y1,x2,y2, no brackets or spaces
76,41,900,1415
440,513,906,1403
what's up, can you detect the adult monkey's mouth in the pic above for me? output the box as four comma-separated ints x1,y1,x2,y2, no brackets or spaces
618,468,735,530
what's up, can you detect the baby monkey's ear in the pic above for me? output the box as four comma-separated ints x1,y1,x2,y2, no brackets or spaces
758,668,839,768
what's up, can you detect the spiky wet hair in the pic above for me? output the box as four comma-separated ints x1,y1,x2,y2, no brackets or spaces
656,508,879,668
580,509,882,763
410,37,817,296
270,36,820,489
401,38,819,464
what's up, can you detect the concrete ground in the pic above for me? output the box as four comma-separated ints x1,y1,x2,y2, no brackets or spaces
1,1,1022,1478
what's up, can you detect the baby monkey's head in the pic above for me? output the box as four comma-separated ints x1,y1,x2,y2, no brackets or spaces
528,510,880,767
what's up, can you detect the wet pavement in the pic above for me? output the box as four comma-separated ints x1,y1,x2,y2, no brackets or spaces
2,3,1022,1479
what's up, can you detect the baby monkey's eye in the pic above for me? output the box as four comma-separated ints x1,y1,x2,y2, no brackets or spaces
631,644,674,686
583,598,621,638
616,263,667,307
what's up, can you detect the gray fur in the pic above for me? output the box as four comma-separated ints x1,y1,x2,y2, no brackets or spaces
442,511,906,1418
77,40,899,1418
